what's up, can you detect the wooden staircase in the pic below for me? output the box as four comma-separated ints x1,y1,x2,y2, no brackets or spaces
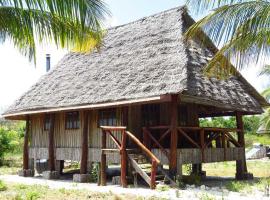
127,153,173,188
100,126,176,189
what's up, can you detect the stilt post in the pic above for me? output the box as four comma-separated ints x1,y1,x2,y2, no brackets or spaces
121,129,128,187
100,129,107,186
80,111,89,174
23,116,30,170
235,111,251,180
48,113,55,171
169,94,178,176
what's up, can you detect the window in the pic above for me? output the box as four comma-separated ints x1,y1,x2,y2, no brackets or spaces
142,104,160,126
98,109,117,127
44,114,51,131
65,111,80,129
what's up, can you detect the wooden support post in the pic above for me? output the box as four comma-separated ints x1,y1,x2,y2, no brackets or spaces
23,116,30,170
200,129,205,162
121,130,128,188
48,113,55,171
222,131,226,161
169,95,178,176
235,112,249,180
101,130,107,186
150,160,157,189
80,111,89,174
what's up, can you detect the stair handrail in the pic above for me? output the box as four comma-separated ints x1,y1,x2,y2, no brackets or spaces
100,126,160,189
125,130,160,189
125,131,160,165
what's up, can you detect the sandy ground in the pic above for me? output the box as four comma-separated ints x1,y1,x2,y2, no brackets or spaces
0,175,269,200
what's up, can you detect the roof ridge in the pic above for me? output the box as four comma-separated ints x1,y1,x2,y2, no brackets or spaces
106,5,187,31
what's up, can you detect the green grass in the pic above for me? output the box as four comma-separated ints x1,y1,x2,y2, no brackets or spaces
224,178,270,193
0,182,162,200
0,180,7,191
0,153,22,175
203,160,270,178
245,133,270,148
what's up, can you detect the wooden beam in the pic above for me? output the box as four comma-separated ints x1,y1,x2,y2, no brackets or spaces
225,132,241,147
23,116,30,170
48,113,55,171
100,126,127,131
100,130,107,186
150,160,157,189
101,149,120,154
178,128,201,149
235,112,248,179
156,128,171,145
107,130,121,149
128,155,151,186
169,94,178,176
144,128,169,158
222,131,226,161
126,131,160,164
121,130,128,188
80,111,89,174
200,129,205,162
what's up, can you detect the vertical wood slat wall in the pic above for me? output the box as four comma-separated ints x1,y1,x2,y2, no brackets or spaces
30,108,126,149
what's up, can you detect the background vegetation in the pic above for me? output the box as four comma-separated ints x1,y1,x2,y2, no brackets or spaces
0,119,24,166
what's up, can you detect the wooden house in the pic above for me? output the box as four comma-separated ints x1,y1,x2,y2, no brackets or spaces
2,6,268,189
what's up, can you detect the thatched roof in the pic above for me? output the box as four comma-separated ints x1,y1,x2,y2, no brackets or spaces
3,6,268,118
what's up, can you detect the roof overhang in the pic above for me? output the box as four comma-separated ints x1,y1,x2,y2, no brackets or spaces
3,95,172,120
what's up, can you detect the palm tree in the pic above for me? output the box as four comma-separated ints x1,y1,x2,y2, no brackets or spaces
185,0,270,78
260,65,270,130
0,0,109,62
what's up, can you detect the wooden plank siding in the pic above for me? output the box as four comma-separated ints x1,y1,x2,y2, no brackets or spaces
150,148,245,166
29,107,133,163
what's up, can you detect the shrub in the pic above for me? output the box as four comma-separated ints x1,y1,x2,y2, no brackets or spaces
0,180,7,191
225,181,246,192
90,163,99,182
26,191,40,200
0,124,24,165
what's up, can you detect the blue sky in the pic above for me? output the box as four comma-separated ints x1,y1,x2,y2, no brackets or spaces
0,0,267,110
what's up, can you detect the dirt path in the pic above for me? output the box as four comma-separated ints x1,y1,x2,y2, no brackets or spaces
0,175,268,199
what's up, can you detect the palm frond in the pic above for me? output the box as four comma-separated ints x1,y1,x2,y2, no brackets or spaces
0,0,109,62
260,107,270,130
186,0,264,14
259,65,270,76
262,87,270,101
185,1,270,77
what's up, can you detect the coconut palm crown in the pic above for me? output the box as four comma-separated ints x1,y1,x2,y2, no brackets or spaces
0,0,109,62
186,0,270,78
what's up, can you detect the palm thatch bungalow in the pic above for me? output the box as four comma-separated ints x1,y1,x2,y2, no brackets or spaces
3,6,268,189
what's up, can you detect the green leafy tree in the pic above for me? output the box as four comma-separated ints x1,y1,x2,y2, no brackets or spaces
200,116,260,133
260,65,270,131
0,0,109,62
186,0,270,78
0,121,25,165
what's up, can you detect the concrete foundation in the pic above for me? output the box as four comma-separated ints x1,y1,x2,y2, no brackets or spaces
43,171,60,180
18,169,35,177
73,174,91,183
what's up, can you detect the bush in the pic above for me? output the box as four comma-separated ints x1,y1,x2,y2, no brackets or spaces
0,180,7,191
90,163,99,183
0,123,24,165
26,191,40,200
225,181,246,192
